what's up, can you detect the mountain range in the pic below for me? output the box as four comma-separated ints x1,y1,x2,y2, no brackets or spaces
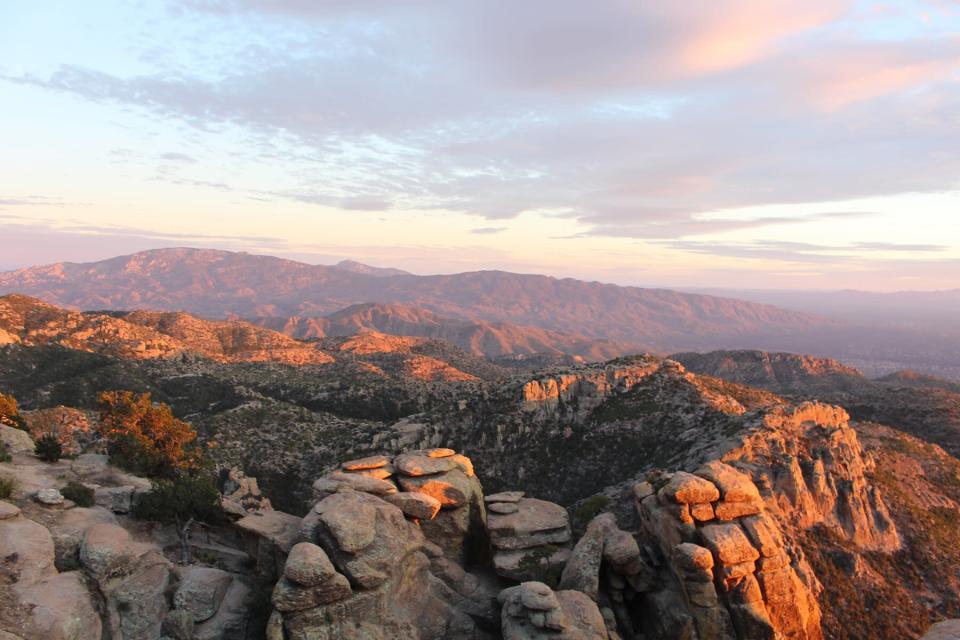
3,247,959,379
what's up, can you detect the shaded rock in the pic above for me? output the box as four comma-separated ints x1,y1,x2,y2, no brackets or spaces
922,620,960,640
49,506,118,570
495,546,572,584
488,498,571,550
272,574,352,612
489,501,519,515
284,541,339,587
312,472,397,501
486,491,525,504
0,425,34,453
34,488,64,506
0,515,57,584
174,567,233,623
13,571,102,640
0,501,20,519
79,522,133,578
314,491,378,553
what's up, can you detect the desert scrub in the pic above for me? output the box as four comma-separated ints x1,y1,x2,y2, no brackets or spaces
61,480,95,507
0,476,14,499
35,434,62,462
0,441,10,464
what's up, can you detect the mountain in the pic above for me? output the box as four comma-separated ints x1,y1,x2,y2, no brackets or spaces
255,302,636,361
670,349,867,392
0,294,502,382
333,259,412,278
0,248,832,353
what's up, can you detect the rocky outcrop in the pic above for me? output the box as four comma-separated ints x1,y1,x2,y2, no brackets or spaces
488,495,572,584
632,462,823,640
219,467,273,517
519,358,660,417
729,402,900,552
499,581,608,640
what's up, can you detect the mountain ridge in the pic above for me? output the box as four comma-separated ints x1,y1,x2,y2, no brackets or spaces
0,247,834,353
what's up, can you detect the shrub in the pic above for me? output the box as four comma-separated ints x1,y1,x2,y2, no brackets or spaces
35,434,63,462
0,476,13,499
97,391,200,477
61,480,95,507
0,441,10,464
133,472,226,564
0,391,29,432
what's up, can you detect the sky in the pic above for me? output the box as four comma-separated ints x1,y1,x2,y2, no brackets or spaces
1,0,959,291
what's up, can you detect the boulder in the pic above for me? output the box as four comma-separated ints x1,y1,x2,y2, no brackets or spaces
13,571,102,640
488,498,571,550
660,472,720,505
695,460,762,503
394,452,457,477
922,620,960,640
0,515,57,584
396,469,474,508
341,454,391,471
0,425,34,453
384,491,442,520
312,472,398,501
34,488,64,506
500,582,607,640
309,490,424,589
486,491,525,504
699,523,760,566
0,501,20,519
193,579,252,640
49,506,119,570
284,542,340,587
174,567,233,623
558,516,608,599
489,502,519,514
79,522,133,578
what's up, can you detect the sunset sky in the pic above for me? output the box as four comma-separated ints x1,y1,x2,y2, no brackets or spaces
2,1,959,290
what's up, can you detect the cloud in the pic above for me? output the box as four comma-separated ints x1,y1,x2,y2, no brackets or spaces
469,226,507,235
4,1,960,242
659,239,948,263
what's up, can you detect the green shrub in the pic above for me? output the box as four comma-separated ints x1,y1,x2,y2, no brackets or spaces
0,441,10,464
35,435,62,462
61,480,95,507
0,476,14,499
133,473,226,564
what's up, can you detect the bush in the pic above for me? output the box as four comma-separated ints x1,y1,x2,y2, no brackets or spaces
61,480,95,507
0,441,10,464
0,476,13,499
97,391,200,477
133,472,226,564
35,434,62,462
0,391,29,432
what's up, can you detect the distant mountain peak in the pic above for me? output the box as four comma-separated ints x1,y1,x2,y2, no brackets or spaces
333,259,411,278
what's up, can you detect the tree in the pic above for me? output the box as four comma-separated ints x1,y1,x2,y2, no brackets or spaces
97,391,200,477
133,473,226,564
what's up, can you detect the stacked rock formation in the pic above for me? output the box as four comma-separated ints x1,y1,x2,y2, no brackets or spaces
499,581,608,640
315,447,487,565
634,461,822,640
487,492,572,583
272,453,498,640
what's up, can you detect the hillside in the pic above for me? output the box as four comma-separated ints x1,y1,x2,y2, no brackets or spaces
1,344,958,637
0,248,831,352
256,302,635,361
0,295,501,383
673,349,960,459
